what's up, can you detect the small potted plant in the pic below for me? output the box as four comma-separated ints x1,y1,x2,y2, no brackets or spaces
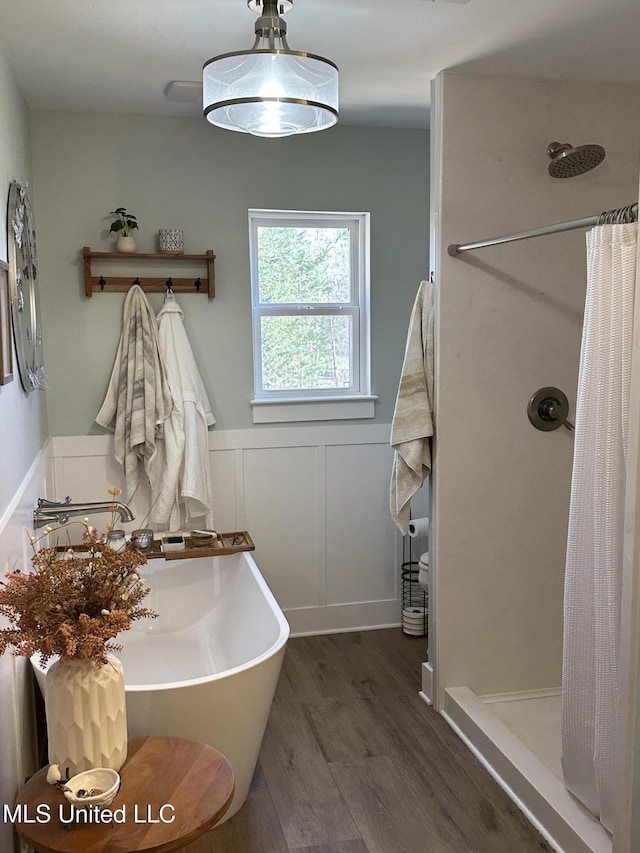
109,207,139,253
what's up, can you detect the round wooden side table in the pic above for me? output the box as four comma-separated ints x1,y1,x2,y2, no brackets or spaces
14,735,235,853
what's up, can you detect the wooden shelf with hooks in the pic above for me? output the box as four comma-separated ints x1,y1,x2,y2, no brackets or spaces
82,247,216,299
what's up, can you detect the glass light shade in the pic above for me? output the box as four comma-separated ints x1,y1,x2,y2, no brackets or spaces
203,50,339,137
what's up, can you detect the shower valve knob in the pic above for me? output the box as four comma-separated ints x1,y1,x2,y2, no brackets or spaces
528,387,574,432
540,401,561,421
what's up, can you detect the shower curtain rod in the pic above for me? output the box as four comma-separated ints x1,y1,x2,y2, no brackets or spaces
448,202,638,256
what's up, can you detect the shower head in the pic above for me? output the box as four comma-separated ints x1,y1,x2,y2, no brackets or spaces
547,141,606,178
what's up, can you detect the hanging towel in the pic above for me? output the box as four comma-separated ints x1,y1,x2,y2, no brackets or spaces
390,280,435,534
149,293,216,529
95,284,173,501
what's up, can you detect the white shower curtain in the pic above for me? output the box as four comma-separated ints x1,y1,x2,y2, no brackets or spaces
562,222,638,832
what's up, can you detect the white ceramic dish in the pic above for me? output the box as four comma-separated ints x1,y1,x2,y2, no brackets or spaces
63,768,120,807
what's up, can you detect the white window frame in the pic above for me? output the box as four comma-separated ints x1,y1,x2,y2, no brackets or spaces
248,209,376,423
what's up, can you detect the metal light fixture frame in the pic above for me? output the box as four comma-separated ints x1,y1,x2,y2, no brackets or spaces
203,0,339,137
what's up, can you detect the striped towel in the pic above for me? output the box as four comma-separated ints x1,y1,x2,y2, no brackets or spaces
96,285,173,501
390,280,435,533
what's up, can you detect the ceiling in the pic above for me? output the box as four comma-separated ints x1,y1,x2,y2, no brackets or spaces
1,0,640,129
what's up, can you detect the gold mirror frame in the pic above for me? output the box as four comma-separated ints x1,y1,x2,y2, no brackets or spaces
7,181,45,391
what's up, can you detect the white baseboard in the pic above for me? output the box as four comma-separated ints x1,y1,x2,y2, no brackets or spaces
421,661,434,704
286,600,401,636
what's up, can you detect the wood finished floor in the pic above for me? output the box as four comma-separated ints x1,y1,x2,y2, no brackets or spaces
185,629,551,853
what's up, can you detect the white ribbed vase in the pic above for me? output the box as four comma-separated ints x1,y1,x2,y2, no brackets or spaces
45,655,127,777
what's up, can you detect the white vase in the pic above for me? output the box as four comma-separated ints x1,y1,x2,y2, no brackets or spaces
45,655,127,777
116,235,136,253
158,228,184,253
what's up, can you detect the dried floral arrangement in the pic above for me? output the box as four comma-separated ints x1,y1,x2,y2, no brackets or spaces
0,498,157,667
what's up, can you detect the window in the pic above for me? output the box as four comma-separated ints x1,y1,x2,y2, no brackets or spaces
249,209,375,423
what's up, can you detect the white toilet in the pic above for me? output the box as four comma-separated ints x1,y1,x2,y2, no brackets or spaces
418,551,430,593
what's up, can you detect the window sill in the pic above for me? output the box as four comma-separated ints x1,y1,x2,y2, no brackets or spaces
250,395,378,424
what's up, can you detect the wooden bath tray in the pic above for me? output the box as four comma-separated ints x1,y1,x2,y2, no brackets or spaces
54,531,255,561
161,531,255,560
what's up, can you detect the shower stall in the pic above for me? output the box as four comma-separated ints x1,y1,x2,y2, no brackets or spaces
428,70,640,853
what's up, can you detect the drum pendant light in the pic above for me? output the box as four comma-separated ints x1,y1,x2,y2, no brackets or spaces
203,0,339,138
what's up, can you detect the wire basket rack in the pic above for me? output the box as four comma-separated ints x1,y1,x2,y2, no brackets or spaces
401,531,428,637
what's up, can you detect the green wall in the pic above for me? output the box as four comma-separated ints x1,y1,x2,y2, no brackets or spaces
30,112,429,434
0,48,48,515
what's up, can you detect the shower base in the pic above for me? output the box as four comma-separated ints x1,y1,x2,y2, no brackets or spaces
441,687,612,853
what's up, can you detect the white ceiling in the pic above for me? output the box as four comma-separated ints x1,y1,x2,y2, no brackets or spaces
1,0,640,129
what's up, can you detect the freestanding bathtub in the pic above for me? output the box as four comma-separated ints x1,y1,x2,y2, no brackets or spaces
32,551,290,821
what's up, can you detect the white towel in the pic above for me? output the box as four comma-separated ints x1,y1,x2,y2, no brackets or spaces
149,293,216,529
95,285,172,501
390,280,435,534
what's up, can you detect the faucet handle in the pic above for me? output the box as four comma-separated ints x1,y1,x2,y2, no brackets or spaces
37,496,72,508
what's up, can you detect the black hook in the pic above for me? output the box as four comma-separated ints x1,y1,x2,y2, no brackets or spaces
133,277,140,286
99,276,106,291
194,278,201,292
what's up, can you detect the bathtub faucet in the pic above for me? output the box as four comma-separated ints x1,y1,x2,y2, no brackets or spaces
33,497,135,530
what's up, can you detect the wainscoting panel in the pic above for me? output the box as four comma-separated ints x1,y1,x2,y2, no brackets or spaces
242,446,320,611
0,442,49,853
53,452,125,504
325,443,398,606
210,449,237,532
49,425,402,635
